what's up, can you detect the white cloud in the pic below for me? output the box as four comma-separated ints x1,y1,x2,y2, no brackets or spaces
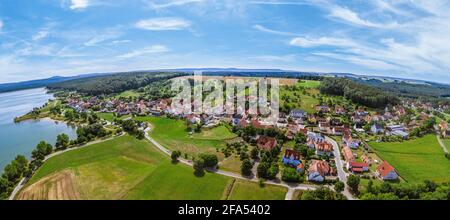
84,29,122,46
135,17,191,31
329,6,398,28
253,25,296,36
69,0,90,10
146,0,205,9
0,20,3,30
290,37,357,48
112,40,131,44
117,45,169,58
32,31,50,41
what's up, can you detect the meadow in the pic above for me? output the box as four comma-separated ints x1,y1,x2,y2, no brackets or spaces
134,116,237,159
226,180,287,200
280,80,321,114
17,135,288,200
18,135,232,200
369,135,450,183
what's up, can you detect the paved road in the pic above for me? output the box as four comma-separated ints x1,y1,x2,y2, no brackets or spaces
326,136,355,200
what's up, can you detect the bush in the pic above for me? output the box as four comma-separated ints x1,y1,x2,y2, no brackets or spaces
241,159,253,176
198,154,218,168
171,151,182,162
334,181,345,193
281,167,301,183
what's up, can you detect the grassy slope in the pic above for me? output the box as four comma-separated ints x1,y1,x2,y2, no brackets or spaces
369,135,450,183
115,90,141,99
227,180,287,200
135,116,235,157
97,112,116,122
23,135,232,200
280,81,320,114
297,80,321,89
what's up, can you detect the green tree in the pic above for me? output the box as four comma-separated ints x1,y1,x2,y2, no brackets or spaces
257,162,270,179
266,164,279,180
55,133,70,150
240,159,253,176
193,158,205,176
199,154,218,168
171,151,182,163
334,181,345,193
250,147,259,160
281,167,301,183
347,175,360,194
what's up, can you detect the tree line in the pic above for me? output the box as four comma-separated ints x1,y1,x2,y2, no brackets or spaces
48,72,187,95
319,78,400,108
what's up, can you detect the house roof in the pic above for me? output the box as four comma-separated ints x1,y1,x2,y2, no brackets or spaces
257,136,277,151
316,142,333,152
377,161,396,177
350,162,369,168
308,160,331,176
342,146,354,162
284,149,301,160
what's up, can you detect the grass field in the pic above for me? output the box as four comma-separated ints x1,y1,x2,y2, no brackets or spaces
18,135,232,200
297,80,321,88
280,88,320,114
116,90,141,99
369,135,450,183
97,112,116,122
134,116,237,158
226,180,287,200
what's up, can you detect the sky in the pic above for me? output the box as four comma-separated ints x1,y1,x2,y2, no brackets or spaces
1,0,450,83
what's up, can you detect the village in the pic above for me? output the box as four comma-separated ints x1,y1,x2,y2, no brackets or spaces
61,87,450,191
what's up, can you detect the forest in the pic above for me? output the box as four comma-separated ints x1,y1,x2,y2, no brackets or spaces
47,72,187,95
319,77,400,108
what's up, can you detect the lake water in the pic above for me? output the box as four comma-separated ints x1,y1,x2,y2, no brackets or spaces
0,88,77,170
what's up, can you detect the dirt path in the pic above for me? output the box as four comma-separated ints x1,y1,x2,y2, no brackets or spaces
436,135,449,154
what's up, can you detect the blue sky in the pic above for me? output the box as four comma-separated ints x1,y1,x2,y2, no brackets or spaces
1,0,450,83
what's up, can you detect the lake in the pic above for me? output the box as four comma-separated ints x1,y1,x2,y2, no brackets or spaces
0,88,77,170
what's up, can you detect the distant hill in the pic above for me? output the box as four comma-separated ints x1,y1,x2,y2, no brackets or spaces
2,68,449,101
0,73,112,93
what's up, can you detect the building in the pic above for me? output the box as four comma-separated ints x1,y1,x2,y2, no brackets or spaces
315,105,330,113
371,123,384,134
315,141,334,157
307,160,332,182
256,136,278,151
387,125,409,139
332,126,344,136
376,161,398,181
282,149,304,173
342,146,354,163
290,109,307,119
349,162,369,173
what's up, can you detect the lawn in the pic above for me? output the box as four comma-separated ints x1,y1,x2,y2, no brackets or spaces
97,112,116,122
134,116,237,158
226,180,287,200
297,80,321,89
19,135,232,200
280,87,320,114
115,90,141,99
369,135,450,183
192,125,237,140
